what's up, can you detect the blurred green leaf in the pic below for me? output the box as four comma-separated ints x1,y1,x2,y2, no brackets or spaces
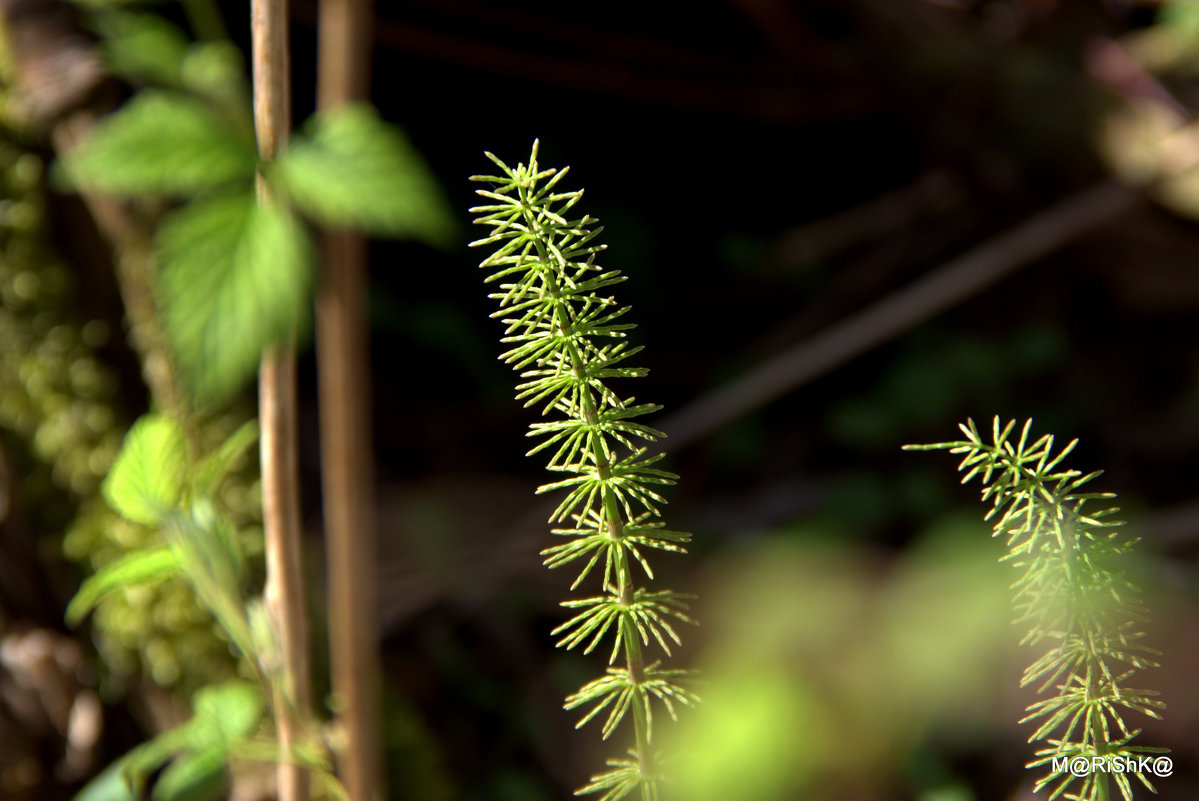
271,104,456,242
79,725,196,801
150,749,227,801
191,420,259,496
1161,0,1199,33
918,786,976,801
174,500,246,595
180,42,249,109
192,681,263,745
65,546,181,626
102,415,187,525
71,760,137,801
670,669,828,801
62,91,256,196
71,683,258,801
158,192,313,404
158,510,257,666
99,13,190,87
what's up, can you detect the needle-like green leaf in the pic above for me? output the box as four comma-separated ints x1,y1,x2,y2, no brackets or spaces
907,418,1167,800
471,142,696,800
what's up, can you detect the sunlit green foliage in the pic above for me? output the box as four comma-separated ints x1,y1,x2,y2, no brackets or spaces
68,413,342,801
270,105,456,242
60,91,256,196
99,414,188,526
61,85,454,404
73,681,265,801
907,418,1168,801
156,192,314,403
470,142,698,801
0,134,241,689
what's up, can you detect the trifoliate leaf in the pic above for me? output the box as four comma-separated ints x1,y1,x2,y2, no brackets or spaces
158,192,313,404
65,546,182,626
270,104,455,243
61,91,256,196
102,415,187,525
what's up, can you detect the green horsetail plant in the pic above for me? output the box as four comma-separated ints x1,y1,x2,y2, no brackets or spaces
469,142,699,801
906,418,1168,801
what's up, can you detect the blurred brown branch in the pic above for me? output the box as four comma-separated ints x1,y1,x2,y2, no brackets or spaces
315,0,382,799
657,181,1138,450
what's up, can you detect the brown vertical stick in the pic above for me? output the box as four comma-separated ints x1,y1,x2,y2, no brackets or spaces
315,1,382,800
251,2,312,801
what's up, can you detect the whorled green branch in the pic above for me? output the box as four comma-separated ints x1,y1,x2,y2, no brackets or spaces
907,418,1167,801
469,142,698,801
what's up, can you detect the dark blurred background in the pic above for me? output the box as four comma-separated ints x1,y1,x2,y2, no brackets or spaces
341,3,1199,800
3,1,1199,800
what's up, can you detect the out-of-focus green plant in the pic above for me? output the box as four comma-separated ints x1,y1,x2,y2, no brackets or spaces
0,125,245,689
66,414,346,801
663,521,1015,801
1101,1,1199,220
34,1,456,797
907,418,1168,801
61,91,453,405
73,681,262,801
470,142,698,801
0,0,258,694
0,140,121,498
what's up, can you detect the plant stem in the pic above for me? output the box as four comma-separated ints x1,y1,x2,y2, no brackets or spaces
250,1,311,800
260,349,311,801
518,177,657,795
315,0,383,800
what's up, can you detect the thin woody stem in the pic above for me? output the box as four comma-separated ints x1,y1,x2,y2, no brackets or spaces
250,2,311,801
316,0,383,800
